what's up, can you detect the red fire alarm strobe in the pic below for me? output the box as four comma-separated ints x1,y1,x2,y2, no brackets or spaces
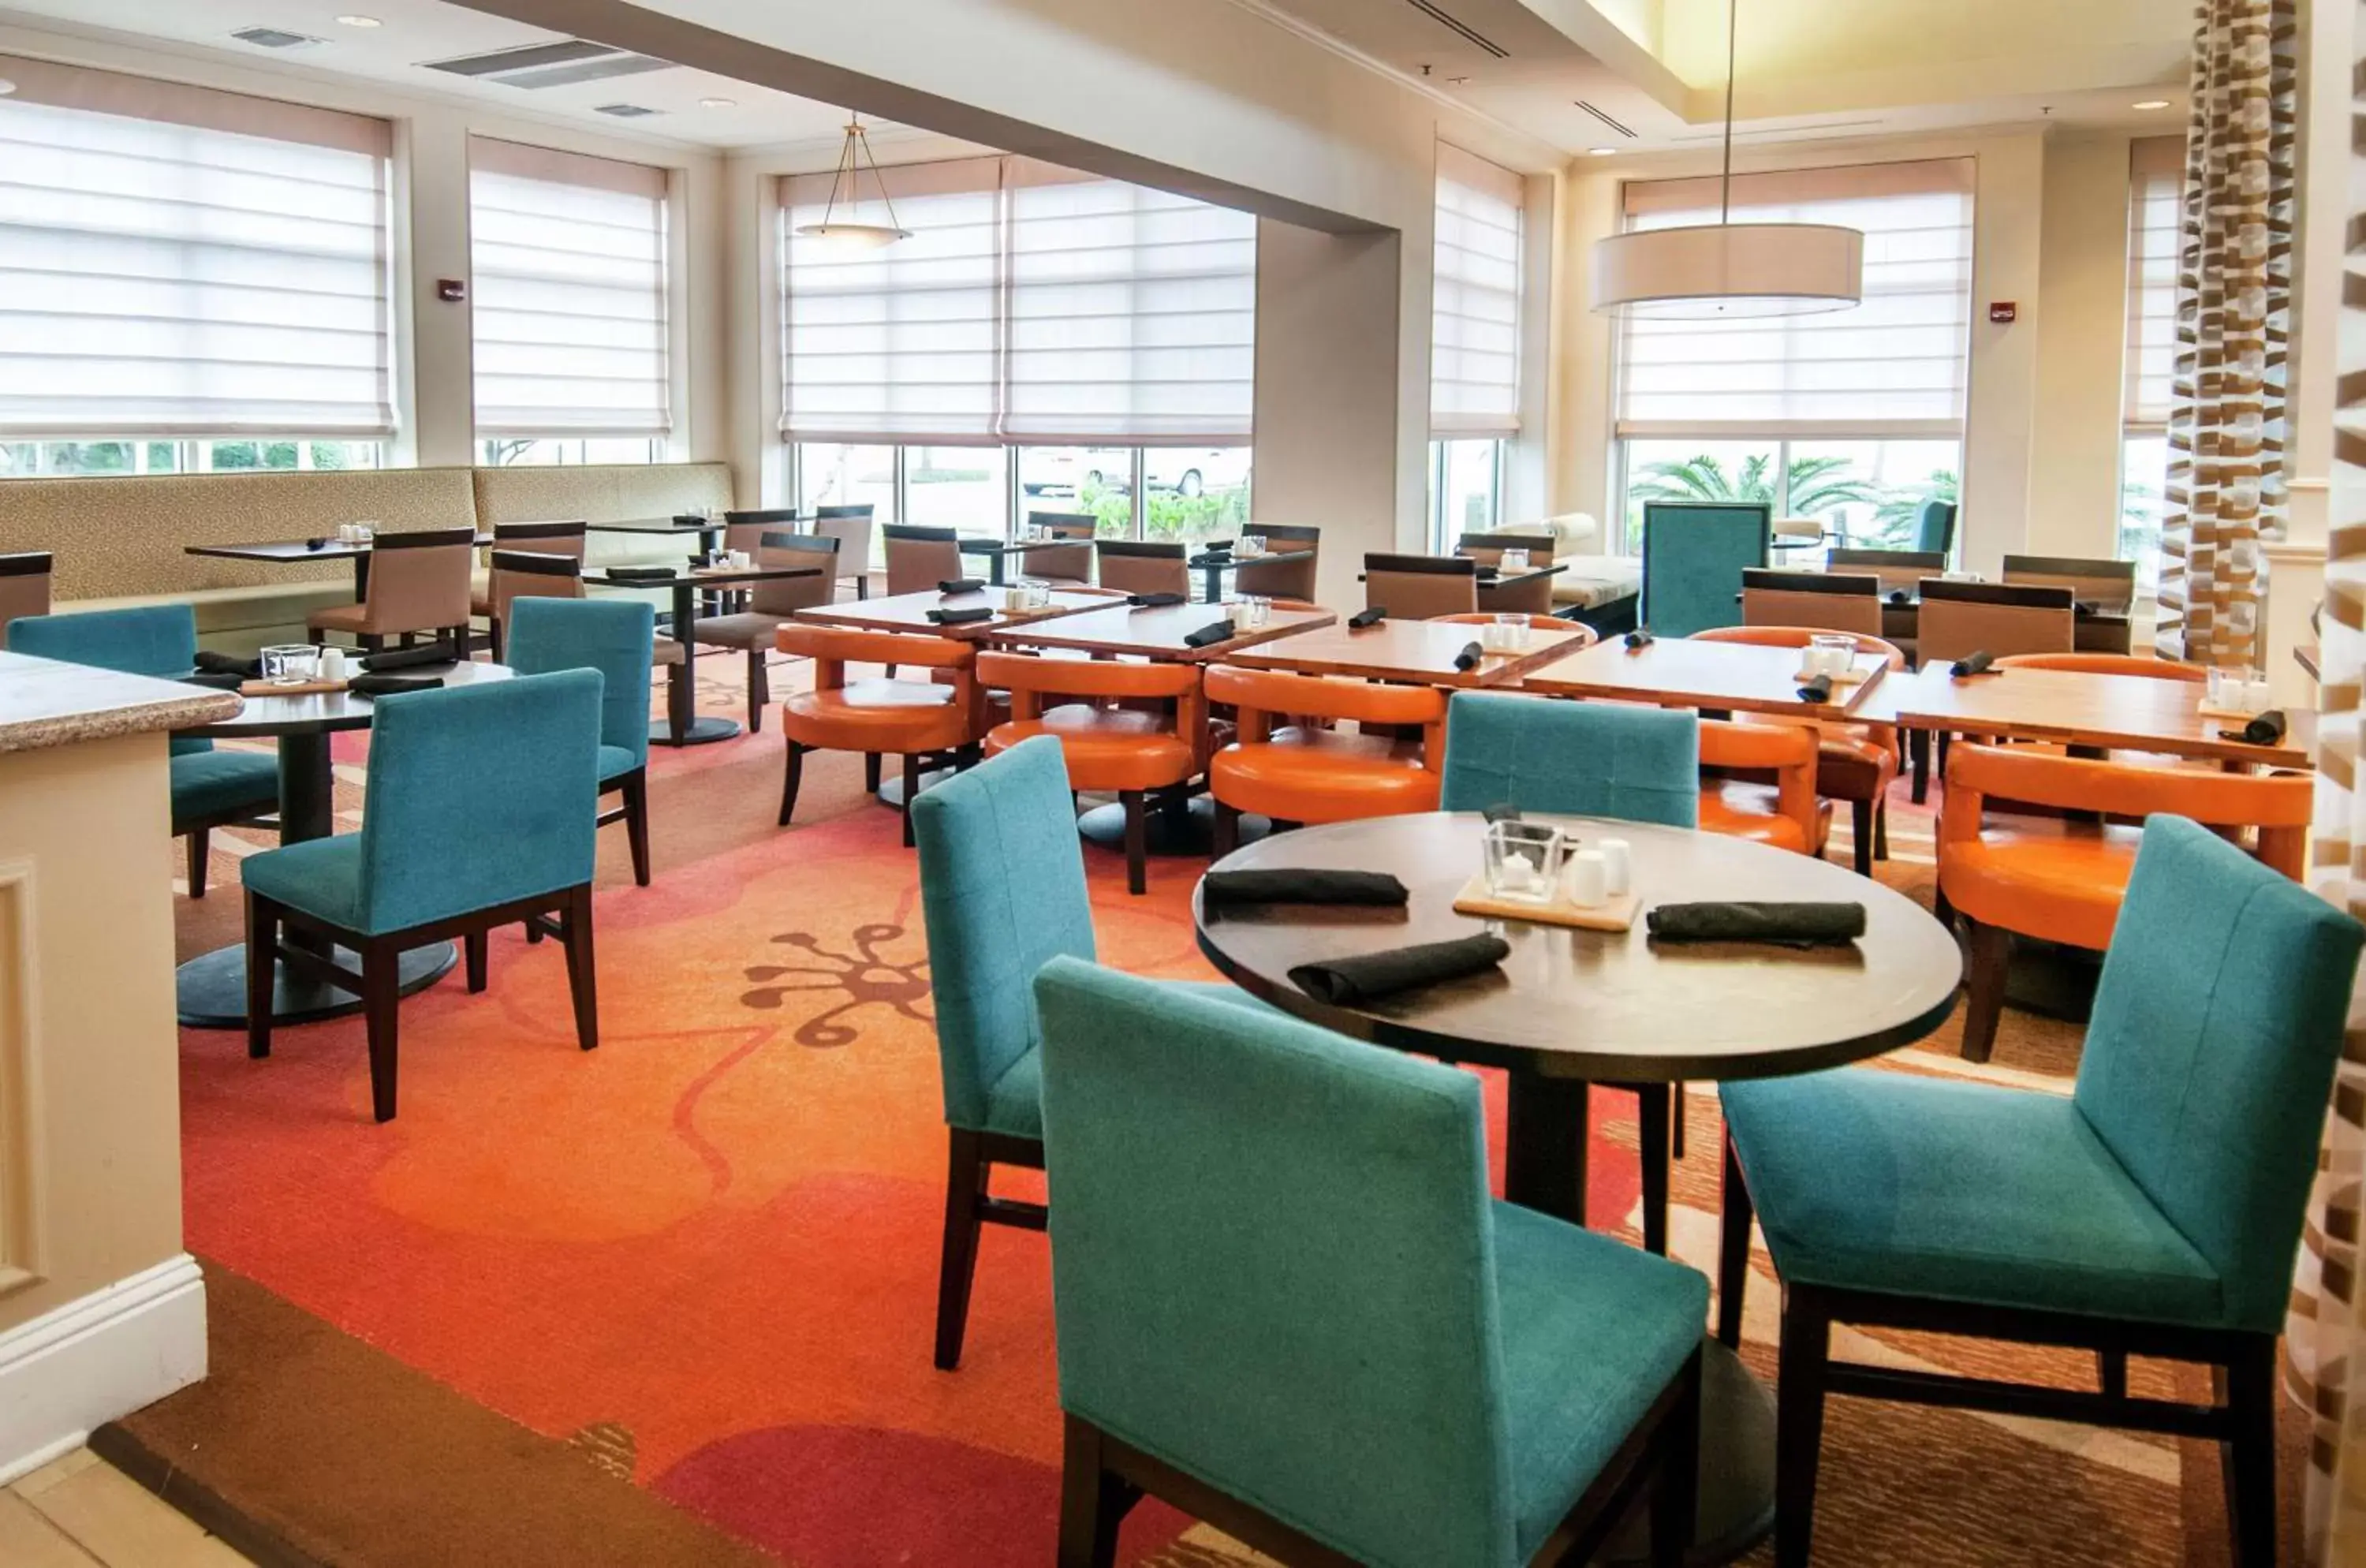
1988,301,2017,324
437,278,468,304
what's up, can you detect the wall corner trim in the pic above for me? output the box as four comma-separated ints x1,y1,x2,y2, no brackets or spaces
0,1253,205,1484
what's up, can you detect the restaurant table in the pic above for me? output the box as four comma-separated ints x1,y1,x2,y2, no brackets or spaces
1196,811,1961,1566
793,586,1114,639
585,515,728,558
1185,547,1317,603
957,537,1092,586
174,659,515,1029
1870,596,2134,658
586,563,823,746
1521,635,1891,719
1223,616,1591,688
186,534,492,599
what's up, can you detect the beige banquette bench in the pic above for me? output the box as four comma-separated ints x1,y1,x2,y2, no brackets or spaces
0,462,735,648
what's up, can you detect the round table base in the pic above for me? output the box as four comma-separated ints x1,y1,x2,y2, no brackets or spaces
177,940,459,1030
1075,798,1271,857
651,715,741,749
1603,1340,1775,1566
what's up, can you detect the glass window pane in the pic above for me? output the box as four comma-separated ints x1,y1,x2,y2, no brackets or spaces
797,444,897,527
1018,447,1132,537
482,438,659,466
2119,434,2168,596
1432,439,1501,546
1780,439,1961,553
1144,448,1250,545
35,442,138,476
905,446,1008,540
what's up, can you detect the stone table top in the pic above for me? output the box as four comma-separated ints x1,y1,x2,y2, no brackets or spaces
0,651,243,756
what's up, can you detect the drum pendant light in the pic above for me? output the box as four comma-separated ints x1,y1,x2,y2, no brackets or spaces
795,116,911,250
1591,0,1861,318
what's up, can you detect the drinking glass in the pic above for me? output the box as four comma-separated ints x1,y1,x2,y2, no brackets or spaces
261,644,319,686
1809,633,1856,677
1021,578,1051,610
1482,819,1566,905
1238,595,1271,629
1489,612,1528,652
1499,547,1531,573
1237,536,1265,558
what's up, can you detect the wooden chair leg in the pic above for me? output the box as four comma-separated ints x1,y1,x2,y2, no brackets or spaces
747,648,770,734
1773,1289,1833,1568
464,929,488,993
186,827,210,898
621,770,651,886
2097,1348,2128,1398
1650,1353,1703,1568
1850,797,1874,877
902,754,921,848
864,752,883,793
1874,799,1890,861
244,891,276,1061
1637,1084,1670,1256
1057,1415,1133,1568
488,618,503,663
562,886,598,1052
2222,1337,2279,1568
363,942,401,1122
1671,1083,1686,1161
778,743,807,827
1958,918,2010,1063
1717,1133,1753,1348
1121,790,1148,895
935,1128,987,1371
1211,801,1240,860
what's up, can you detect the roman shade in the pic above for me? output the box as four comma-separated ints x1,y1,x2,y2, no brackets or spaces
0,54,394,439
470,137,672,440
2124,136,2184,431
1431,144,1524,439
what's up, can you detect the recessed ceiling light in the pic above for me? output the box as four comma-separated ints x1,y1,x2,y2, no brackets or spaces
1588,147,1617,157
699,96,736,109
337,14,382,26
2133,99,2171,110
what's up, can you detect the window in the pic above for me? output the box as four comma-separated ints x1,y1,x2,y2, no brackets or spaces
0,54,394,445
1431,145,1524,439
1430,439,1505,549
0,438,379,478
1019,447,1134,536
793,442,1249,546
481,438,664,466
2121,137,2183,592
471,139,670,442
905,446,1007,539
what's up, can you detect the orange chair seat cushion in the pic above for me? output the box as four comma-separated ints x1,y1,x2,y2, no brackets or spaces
1211,727,1438,823
984,705,1197,792
782,678,972,752
1697,781,1828,856
1939,821,2142,951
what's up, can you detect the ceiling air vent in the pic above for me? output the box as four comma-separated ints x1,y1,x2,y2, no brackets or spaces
1577,102,1638,140
422,39,673,89
1401,0,1508,59
230,25,324,49
593,103,662,119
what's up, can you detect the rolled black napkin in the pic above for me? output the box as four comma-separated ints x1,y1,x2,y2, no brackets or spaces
1289,934,1511,1006
1797,672,1834,704
1183,619,1237,649
938,578,986,595
1452,640,1484,673
1200,541,1233,556
2243,709,2288,746
1888,589,1912,606
1200,869,1409,907
1127,592,1188,608
180,671,247,691
1950,650,1996,678
1647,902,1867,950
304,536,332,551
1348,606,1386,629
360,642,457,672
927,607,995,626
606,565,676,582
349,674,442,697
194,650,260,678
1624,629,1655,649
672,512,707,525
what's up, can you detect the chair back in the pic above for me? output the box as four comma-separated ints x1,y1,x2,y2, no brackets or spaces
9,605,209,756
1093,539,1189,598
1435,611,1595,644
2073,816,2364,1334
1457,531,1556,568
1942,743,2314,875
1826,548,1944,599
1698,717,1822,845
504,596,656,772
487,520,588,560
1741,569,1882,635
0,552,54,629
812,504,876,583
356,669,603,932
1236,525,1319,601
1032,955,1518,1568
2001,554,2137,616
362,526,476,633
1442,693,1699,826
487,549,586,636
750,532,841,616
724,508,803,558
1691,623,1907,671
909,735,1097,1133
1023,512,1098,583
1913,498,1958,559
1993,651,2203,682
1914,579,2074,665
883,525,964,595
1641,502,1770,637
1206,663,1448,733
1364,553,1478,620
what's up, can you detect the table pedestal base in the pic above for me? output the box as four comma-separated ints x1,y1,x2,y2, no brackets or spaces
177,941,458,1029
651,715,740,749
1076,798,1271,857
1601,1340,1776,1566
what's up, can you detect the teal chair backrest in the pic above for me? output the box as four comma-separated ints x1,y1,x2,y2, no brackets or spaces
1440,692,1699,827
1913,499,1957,559
503,597,656,770
2073,815,2364,1333
353,669,603,932
1035,957,1514,1568
1640,502,1769,637
9,606,211,756
910,736,1096,1133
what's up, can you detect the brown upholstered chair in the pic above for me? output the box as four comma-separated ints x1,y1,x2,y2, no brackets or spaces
1094,539,1191,598
1021,513,1097,587
884,525,965,596
1364,553,1480,620
723,508,804,558
1914,579,2075,666
472,521,587,657
1827,549,1946,662
1457,532,1558,616
690,532,839,732
775,624,983,846
308,526,476,651
814,504,877,599
1741,569,1883,636
1236,524,1320,602
2003,554,2139,655
0,552,52,631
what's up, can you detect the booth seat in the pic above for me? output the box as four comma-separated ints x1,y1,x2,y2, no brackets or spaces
1499,511,1642,632
472,462,733,570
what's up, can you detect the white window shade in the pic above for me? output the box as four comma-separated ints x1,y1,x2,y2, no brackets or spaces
1432,144,1524,439
781,157,1006,444
1615,159,1975,438
472,138,670,440
0,54,393,439
2125,136,2185,431
1001,159,1256,444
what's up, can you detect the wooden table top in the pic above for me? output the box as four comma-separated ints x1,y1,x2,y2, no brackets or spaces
1224,618,1593,688
188,659,515,739
1195,812,1961,1081
793,587,1114,638
584,517,725,535
1188,549,1318,569
584,564,823,589
186,535,491,563
1860,663,2317,768
984,601,1336,661
959,537,1090,557
1476,563,1568,588
1521,637,1891,718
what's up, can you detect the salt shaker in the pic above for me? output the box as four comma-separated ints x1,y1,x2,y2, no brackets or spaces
1598,838,1632,897
1565,849,1610,908
319,646,349,683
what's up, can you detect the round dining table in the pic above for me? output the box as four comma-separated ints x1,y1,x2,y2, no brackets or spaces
174,659,514,1030
1194,811,1961,1566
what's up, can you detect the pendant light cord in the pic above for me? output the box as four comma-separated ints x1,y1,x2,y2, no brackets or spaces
817,117,905,233
1720,0,1737,224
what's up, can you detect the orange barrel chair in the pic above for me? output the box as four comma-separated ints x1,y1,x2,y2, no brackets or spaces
775,625,985,846
1203,666,1447,853
1939,742,2312,1062
1692,625,1905,875
1696,718,1829,855
1993,651,2204,682
975,652,1211,894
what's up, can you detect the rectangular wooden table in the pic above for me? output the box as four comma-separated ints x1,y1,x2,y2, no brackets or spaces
187,534,492,599
586,564,823,746
1225,617,1592,689
586,516,729,556
1520,636,1890,719
793,587,1114,640
957,536,1092,585
1185,548,1317,603
982,601,1335,662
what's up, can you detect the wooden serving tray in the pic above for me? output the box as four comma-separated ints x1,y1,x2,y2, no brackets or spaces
1453,875,1641,932
2196,700,2271,722
240,677,349,696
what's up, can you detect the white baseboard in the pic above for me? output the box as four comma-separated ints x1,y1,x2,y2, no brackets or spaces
0,1255,206,1484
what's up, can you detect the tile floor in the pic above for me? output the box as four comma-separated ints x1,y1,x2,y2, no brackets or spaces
0,1449,249,1566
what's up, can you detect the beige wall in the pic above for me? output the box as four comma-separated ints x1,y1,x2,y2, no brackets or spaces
2030,132,2143,562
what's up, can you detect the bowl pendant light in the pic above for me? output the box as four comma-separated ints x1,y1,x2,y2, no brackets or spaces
1590,0,1861,318
796,116,912,249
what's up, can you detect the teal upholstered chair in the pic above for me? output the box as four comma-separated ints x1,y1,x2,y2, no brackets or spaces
504,597,658,887
8,606,278,898
1034,956,1707,1568
240,669,605,1123
1912,498,1958,561
1718,816,2364,1568
1640,501,1769,638
911,734,1267,1370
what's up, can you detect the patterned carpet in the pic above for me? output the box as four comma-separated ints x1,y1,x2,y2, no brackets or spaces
162,655,2253,1566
